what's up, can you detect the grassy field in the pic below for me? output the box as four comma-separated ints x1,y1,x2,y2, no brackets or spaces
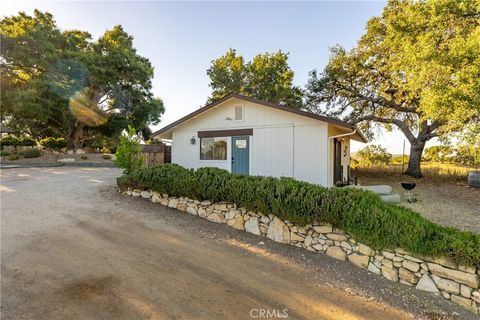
354,161,477,183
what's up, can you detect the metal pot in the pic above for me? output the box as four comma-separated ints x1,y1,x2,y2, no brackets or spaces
467,170,480,188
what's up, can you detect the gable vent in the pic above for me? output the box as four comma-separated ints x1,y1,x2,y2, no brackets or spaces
234,106,244,121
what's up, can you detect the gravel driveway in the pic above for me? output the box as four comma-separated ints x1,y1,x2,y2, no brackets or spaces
1,167,476,319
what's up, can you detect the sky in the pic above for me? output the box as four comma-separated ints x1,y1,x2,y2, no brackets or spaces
1,0,434,154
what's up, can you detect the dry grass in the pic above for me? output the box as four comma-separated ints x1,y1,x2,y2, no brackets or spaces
356,162,480,234
354,162,476,183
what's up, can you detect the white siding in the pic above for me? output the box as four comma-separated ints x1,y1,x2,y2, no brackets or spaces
169,98,335,186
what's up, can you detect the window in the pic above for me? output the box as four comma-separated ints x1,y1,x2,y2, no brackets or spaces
200,137,227,160
234,106,244,121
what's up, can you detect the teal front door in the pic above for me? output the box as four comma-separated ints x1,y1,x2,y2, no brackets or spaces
231,136,249,174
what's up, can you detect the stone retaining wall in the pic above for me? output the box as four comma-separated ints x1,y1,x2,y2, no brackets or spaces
122,188,480,314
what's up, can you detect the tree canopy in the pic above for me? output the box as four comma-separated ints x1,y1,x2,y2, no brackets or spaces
304,0,480,177
207,49,303,107
0,10,164,148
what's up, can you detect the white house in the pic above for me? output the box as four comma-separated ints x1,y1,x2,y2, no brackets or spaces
152,93,366,186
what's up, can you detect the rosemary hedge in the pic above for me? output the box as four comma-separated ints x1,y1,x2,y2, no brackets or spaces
118,164,480,267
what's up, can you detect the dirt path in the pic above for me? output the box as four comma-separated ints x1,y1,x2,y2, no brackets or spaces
1,168,476,319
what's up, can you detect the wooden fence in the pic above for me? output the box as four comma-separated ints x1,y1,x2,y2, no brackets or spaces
139,144,171,167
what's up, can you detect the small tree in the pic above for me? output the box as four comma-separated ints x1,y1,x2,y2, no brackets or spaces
355,145,392,167
114,126,142,174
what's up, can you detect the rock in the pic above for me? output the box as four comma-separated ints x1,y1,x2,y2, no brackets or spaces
450,295,478,313
325,246,346,261
214,203,228,211
198,208,208,218
200,200,211,206
471,290,480,303
368,262,381,275
441,291,451,299
227,216,245,230
225,210,236,220
399,268,418,284
266,217,290,243
458,264,477,274
326,233,348,241
290,232,305,242
140,191,151,199
260,215,270,224
312,244,324,251
358,244,374,256
186,206,197,215
207,212,226,224
393,256,404,262
382,259,394,269
382,266,398,282
340,241,352,250
75,149,85,154
460,285,472,298
57,158,75,163
428,263,479,288
160,198,169,206
427,256,457,269
66,150,74,155
244,217,261,235
416,275,439,293
151,193,161,203
402,260,420,273
432,276,460,294
131,191,140,197
313,226,332,234
304,235,313,247
382,251,395,260
126,190,132,196
348,253,370,269
168,198,178,208
404,255,424,263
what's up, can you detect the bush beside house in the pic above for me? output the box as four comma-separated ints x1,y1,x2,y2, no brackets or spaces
118,164,480,268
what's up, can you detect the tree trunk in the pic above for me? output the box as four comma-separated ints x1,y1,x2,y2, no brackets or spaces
405,140,426,178
69,121,85,150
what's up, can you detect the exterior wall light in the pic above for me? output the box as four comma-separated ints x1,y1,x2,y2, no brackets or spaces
190,136,196,145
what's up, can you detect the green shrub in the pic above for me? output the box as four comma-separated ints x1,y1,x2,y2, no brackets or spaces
119,164,480,267
80,155,88,160
39,137,67,150
19,136,36,146
114,126,142,174
7,153,19,161
23,149,42,158
0,136,19,147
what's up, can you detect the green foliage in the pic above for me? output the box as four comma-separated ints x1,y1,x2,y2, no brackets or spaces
114,126,142,173
119,164,480,267
207,49,303,107
145,138,164,145
304,0,480,178
0,136,19,147
80,155,88,160
7,153,19,161
23,148,42,158
355,145,392,166
39,137,67,150
0,10,164,148
19,136,36,146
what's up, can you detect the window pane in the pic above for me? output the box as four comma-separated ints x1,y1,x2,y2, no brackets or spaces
200,138,213,160
213,138,227,160
235,139,247,149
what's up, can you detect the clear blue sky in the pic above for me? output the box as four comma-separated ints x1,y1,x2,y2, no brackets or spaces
2,1,432,154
